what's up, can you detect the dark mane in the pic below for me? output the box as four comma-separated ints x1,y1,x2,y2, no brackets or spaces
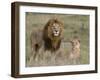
43,18,63,52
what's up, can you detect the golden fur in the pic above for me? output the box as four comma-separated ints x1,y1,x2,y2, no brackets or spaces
68,37,80,64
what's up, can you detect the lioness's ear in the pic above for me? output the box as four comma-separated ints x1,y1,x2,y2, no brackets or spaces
78,39,80,43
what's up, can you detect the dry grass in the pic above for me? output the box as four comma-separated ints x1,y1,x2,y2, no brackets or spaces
27,43,70,67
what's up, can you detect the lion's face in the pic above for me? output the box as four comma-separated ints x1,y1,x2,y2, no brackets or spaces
47,19,63,39
71,39,79,46
51,23,61,37
70,38,80,48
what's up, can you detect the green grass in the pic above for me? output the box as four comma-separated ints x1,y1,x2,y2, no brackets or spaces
26,12,89,67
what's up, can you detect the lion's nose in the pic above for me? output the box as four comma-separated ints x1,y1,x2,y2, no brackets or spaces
55,31,57,32
55,30,58,32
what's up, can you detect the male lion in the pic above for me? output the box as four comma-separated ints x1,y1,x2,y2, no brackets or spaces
30,18,63,61
43,18,64,51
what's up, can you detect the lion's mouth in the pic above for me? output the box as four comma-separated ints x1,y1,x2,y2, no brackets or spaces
53,31,60,36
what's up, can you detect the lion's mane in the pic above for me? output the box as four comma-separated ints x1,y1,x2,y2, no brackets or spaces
43,18,63,51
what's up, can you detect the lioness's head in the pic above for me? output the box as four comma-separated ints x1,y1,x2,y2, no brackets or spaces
70,37,80,48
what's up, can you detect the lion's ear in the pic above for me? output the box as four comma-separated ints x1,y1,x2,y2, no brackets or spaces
78,39,80,43
76,37,80,43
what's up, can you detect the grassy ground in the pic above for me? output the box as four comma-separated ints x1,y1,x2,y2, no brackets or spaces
26,12,89,67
